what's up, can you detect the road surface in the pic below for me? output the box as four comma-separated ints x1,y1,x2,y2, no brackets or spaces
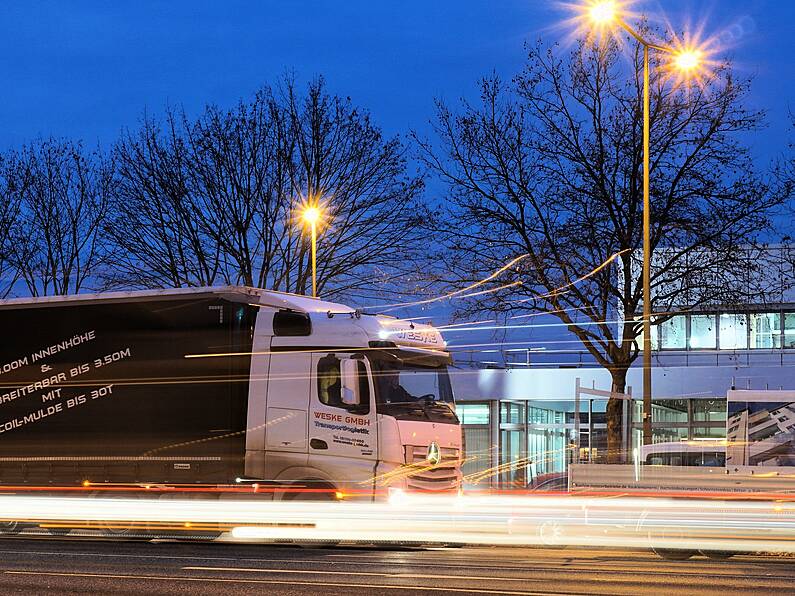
0,538,792,595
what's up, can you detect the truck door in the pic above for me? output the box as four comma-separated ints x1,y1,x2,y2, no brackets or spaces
264,350,310,478
308,352,377,495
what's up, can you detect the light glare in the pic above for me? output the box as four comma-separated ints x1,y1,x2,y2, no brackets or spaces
674,49,701,72
588,1,617,25
301,206,321,225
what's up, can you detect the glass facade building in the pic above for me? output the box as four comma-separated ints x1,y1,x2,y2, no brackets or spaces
452,285,795,489
656,310,792,351
458,397,728,490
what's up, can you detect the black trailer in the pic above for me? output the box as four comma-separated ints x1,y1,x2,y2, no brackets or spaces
0,290,257,487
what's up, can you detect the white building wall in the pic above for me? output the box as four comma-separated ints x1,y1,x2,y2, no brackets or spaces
452,363,795,403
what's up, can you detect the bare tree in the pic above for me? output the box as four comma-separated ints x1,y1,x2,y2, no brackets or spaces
780,116,795,220
8,139,112,296
417,37,784,460
107,112,224,288
0,153,24,297
277,77,425,299
105,77,424,301
183,87,293,290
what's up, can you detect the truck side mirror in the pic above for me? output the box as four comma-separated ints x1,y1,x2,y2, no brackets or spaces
340,359,361,406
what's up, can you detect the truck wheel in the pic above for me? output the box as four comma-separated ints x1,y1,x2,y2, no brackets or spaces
0,521,21,535
100,525,136,537
648,527,696,560
651,547,697,560
284,484,338,502
539,520,567,547
288,484,341,548
700,550,734,560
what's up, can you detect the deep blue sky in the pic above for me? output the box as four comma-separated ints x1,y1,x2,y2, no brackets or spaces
0,0,792,161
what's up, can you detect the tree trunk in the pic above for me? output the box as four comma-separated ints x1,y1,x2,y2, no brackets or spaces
606,367,629,464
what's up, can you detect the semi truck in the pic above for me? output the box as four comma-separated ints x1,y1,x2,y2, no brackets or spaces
0,286,462,503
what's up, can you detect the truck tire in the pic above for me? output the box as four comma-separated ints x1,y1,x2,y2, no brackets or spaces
0,521,22,535
700,550,734,560
288,483,341,548
284,482,338,502
648,527,697,560
538,520,567,547
651,547,697,560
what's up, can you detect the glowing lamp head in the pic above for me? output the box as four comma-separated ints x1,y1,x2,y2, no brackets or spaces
301,206,321,226
588,1,617,25
674,49,701,72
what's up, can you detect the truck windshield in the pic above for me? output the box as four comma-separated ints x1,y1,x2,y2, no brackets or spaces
371,360,458,424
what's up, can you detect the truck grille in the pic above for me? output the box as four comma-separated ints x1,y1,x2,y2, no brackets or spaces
404,445,461,492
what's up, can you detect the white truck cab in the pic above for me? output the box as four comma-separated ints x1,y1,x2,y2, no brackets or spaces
240,290,462,499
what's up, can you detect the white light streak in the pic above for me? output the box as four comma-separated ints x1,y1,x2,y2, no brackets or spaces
1,492,794,554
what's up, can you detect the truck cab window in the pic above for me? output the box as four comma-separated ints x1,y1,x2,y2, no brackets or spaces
371,358,457,424
318,355,342,406
383,367,417,403
374,362,452,405
317,354,370,414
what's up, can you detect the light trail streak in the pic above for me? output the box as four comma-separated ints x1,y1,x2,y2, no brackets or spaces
436,319,498,329
371,250,627,314
509,306,600,320
434,306,603,332
371,254,532,311
184,345,449,360
449,281,524,300
1,492,794,554
438,320,624,334
463,444,575,487
364,447,476,489
441,311,685,335
444,358,795,375
518,249,630,303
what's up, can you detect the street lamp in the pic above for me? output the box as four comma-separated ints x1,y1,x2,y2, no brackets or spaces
583,1,703,446
300,205,323,298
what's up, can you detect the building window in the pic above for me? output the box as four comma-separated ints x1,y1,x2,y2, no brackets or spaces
692,399,727,423
651,428,689,443
690,314,717,349
500,401,525,424
719,314,748,350
660,315,686,349
500,429,527,487
785,314,795,348
652,400,688,424
458,403,490,425
529,406,566,425
750,313,781,349
461,426,491,488
691,426,726,439
528,426,569,476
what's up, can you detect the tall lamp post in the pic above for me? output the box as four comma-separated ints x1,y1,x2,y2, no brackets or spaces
301,205,322,298
584,1,702,445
